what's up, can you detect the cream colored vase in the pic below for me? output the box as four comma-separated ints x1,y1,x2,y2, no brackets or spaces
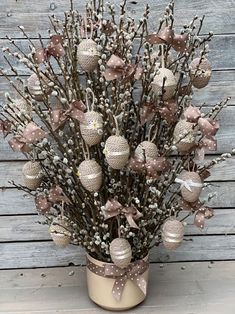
86,254,149,311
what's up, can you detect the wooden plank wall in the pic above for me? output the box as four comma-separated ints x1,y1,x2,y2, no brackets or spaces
0,0,235,269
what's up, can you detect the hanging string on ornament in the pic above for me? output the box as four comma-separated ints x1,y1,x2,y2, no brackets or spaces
80,89,103,146
77,16,100,72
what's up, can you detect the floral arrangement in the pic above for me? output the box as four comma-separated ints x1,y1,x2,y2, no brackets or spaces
0,0,232,307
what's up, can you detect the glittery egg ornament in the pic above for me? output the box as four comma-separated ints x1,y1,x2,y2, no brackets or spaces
104,135,130,169
27,73,51,101
152,68,177,100
173,119,196,153
77,39,100,72
162,219,184,250
22,161,43,190
80,111,103,146
135,141,158,162
179,171,203,203
190,58,212,89
110,238,132,269
77,159,102,192
49,218,71,248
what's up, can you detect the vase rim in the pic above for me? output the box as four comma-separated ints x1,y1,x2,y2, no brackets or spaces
86,253,149,265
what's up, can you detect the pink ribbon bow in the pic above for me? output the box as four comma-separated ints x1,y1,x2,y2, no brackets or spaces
103,55,143,83
104,199,142,229
50,100,86,131
35,185,71,213
87,257,148,301
8,122,46,152
158,99,178,123
140,102,158,125
179,200,214,229
146,27,189,53
129,157,170,179
184,105,219,159
0,120,12,137
34,35,65,64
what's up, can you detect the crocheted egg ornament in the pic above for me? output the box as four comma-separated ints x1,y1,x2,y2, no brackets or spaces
13,98,32,118
80,111,103,146
104,135,130,169
135,141,158,162
173,119,196,153
162,219,184,250
110,238,132,269
190,58,212,89
77,39,99,72
179,171,203,203
152,68,177,100
27,73,52,101
22,161,43,190
50,218,71,248
77,159,102,192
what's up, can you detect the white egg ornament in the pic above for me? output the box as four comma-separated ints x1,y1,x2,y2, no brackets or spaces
110,238,132,269
162,219,184,250
77,39,100,72
173,119,196,153
50,218,71,248
77,159,102,192
135,141,158,162
22,161,43,190
190,58,212,89
104,135,130,169
80,111,103,146
152,68,177,100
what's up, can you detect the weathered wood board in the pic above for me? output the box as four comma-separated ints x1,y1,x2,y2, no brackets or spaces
0,0,234,269
1,262,235,313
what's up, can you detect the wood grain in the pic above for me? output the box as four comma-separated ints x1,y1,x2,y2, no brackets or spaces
1,262,235,313
1,0,235,38
1,235,235,269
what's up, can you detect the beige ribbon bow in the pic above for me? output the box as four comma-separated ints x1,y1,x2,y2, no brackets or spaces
87,257,148,301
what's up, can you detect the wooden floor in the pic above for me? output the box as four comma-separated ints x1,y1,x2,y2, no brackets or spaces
1,261,235,314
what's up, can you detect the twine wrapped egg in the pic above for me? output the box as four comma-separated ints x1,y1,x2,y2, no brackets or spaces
77,159,102,192
190,58,212,89
80,111,103,146
173,119,196,152
179,171,203,203
77,39,100,72
110,238,132,269
104,135,130,169
152,68,177,100
13,98,32,118
135,141,158,162
162,219,184,250
27,73,51,101
22,161,43,190
49,218,71,248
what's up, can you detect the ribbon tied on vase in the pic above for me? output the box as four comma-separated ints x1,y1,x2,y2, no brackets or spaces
87,257,148,301
8,122,46,153
50,100,86,131
34,35,65,64
103,55,143,83
179,199,214,229
35,185,71,213
146,27,189,53
129,156,170,179
104,199,142,229
184,105,219,160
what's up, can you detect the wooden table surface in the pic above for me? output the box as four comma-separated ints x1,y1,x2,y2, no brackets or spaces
1,261,235,314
